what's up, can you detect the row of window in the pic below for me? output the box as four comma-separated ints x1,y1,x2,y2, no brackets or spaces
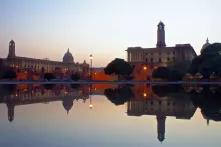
145,57,176,63
144,51,176,56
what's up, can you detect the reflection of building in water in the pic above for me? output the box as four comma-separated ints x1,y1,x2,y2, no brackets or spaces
127,94,196,142
7,103,15,122
0,85,89,122
157,115,166,142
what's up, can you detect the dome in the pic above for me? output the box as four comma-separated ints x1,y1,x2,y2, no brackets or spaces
62,97,74,114
63,48,74,63
201,38,210,54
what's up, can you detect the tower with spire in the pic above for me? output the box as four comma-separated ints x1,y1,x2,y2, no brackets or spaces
8,40,16,58
156,21,166,48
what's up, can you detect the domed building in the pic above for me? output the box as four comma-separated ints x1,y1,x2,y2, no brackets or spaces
201,38,210,54
0,40,89,79
62,97,74,114
63,48,74,63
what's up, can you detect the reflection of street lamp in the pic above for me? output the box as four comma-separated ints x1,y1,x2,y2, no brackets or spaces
89,54,93,80
89,84,93,109
89,97,93,109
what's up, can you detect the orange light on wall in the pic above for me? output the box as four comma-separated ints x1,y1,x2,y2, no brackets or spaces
143,66,147,70
143,92,147,97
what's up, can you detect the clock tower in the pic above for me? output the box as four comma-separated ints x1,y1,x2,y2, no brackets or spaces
156,21,166,48
8,40,16,58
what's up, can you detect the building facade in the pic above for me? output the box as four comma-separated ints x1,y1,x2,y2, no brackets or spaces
126,22,197,80
1,40,89,79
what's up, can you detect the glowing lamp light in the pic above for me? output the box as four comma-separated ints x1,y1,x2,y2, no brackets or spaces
143,93,147,97
89,54,93,60
143,66,147,70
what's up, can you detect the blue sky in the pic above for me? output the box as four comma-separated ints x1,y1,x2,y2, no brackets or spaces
0,0,220,66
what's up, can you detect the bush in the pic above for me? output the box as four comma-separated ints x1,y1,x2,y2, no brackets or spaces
104,58,133,80
189,43,221,79
71,73,80,81
44,73,56,81
104,86,134,105
1,69,16,80
152,67,170,80
152,67,183,81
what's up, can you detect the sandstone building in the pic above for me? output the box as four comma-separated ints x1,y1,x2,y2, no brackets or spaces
126,22,197,80
0,40,89,79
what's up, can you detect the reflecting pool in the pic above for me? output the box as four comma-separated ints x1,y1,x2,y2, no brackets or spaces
0,84,221,147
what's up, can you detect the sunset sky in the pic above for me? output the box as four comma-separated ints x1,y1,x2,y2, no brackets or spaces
0,0,221,67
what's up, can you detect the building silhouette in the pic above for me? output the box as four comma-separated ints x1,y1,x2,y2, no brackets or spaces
1,40,89,76
126,22,197,80
157,21,166,48
200,38,210,54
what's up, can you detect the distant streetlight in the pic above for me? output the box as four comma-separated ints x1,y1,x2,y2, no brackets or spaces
89,54,93,80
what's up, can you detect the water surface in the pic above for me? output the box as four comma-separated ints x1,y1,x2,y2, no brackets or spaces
0,84,221,147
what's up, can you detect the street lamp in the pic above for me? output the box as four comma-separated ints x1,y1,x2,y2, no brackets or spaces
89,54,93,80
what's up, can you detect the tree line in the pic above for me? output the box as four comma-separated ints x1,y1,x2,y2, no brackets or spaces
104,43,221,81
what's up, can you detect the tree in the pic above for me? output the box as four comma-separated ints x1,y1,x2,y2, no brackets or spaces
104,58,133,80
43,84,55,90
152,67,170,80
201,43,221,56
168,61,191,76
71,73,80,81
152,66,183,81
189,56,204,74
189,43,221,79
44,73,56,81
1,69,17,80
104,85,134,105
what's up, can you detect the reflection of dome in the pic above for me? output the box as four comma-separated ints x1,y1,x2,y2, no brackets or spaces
201,38,210,54
63,48,74,63
62,97,73,114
